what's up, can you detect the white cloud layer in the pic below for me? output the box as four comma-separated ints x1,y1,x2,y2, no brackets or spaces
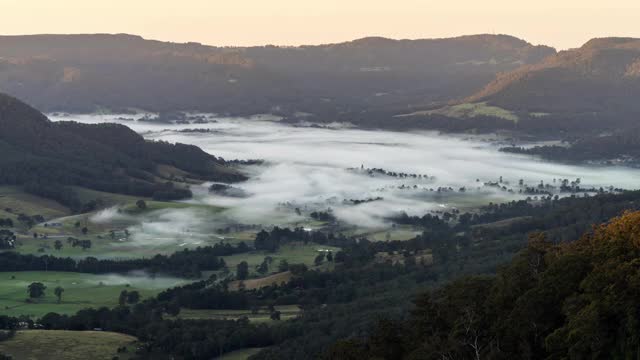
51,113,640,231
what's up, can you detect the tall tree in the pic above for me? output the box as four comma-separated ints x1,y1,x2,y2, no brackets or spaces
27,282,46,299
236,261,249,280
54,286,64,303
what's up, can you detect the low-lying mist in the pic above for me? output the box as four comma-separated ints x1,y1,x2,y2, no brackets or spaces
51,113,640,233
86,271,189,289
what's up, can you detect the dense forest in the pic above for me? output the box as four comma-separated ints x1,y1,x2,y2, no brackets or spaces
326,210,640,359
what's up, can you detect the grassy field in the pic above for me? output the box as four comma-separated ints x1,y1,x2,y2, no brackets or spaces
13,197,226,259
340,225,422,242
0,271,188,318
222,243,340,274
400,102,519,122
218,347,266,360
172,305,301,323
228,271,294,291
0,186,71,226
0,330,137,360
72,187,149,208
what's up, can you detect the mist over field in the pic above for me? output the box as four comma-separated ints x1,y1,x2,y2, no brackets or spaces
51,113,640,230
86,271,188,289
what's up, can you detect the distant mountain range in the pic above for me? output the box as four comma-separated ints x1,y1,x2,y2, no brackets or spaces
3,33,640,135
0,33,553,115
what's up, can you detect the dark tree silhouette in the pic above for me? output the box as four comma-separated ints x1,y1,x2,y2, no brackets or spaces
27,282,46,299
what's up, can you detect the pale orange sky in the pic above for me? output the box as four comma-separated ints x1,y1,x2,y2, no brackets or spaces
1,0,639,49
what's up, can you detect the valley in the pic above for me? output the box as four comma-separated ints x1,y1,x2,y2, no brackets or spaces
0,17,640,358
3,111,640,359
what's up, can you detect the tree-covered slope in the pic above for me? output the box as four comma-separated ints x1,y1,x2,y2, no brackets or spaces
469,37,640,114
0,93,244,209
326,210,640,359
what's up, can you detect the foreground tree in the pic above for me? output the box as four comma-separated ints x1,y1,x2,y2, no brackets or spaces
323,211,640,360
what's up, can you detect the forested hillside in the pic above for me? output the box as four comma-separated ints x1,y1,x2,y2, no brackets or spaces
325,210,640,359
0,93,244,210
469,37,640,114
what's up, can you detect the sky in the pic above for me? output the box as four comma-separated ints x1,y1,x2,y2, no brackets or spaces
2,0,639,49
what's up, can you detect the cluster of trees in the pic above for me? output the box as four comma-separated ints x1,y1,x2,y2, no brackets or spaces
118,290,140,306
310,210,336,222
352,166,432,180
0,242,250,278
4,213,45,228
25,282,64,303
0,230,16,249
66,237,92,251
0,219,13,227
254,227,329,252
500,128,640,164
345,197,384,205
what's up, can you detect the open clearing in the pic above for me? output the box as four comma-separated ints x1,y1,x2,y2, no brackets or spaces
172,305,301,323
341,225,422,242
0,330,137,360
0,186,71,225
222,243,340,274
228,271,294,291
0,271,188,318
217,347,265,360
399,102,519,122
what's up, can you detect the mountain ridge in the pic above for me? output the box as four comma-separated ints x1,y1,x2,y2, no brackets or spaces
0,33,554,115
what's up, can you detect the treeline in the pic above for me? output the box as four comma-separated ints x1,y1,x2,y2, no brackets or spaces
396,190,640,243
0,242,249,278
324,211,640,359
254,227,331,252
500,127,640,163
35,304,283,359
